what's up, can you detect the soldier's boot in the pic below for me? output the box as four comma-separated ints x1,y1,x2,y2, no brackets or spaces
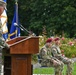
66,72,72,75
69,73,72,75
60,71,62,75
55,72,60,75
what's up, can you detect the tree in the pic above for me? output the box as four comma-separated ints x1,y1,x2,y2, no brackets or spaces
7,0,76,37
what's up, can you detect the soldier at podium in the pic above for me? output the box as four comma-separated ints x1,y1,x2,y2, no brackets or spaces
0,0,9,73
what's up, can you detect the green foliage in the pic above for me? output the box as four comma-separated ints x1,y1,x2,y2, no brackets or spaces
60,37,76,58
32,54,38,63
7,0,76,37
39,35,47,49
33,67,54,74
39,36,76,58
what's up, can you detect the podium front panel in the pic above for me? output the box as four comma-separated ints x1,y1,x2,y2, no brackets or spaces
11,55,31,75
9,37,39,54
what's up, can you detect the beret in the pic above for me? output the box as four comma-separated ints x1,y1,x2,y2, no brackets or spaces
54,37,60,41
46,38,52,43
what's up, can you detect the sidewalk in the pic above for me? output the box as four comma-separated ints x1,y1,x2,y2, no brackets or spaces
71,58,76,62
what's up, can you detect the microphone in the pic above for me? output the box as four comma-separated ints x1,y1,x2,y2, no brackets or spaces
20,24,31,34
14,23,18,27
14,23,36,36
14,23,30,34
14,23,24,31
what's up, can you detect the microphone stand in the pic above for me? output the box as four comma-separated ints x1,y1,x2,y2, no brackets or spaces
19,24,36,36
20,24,30,34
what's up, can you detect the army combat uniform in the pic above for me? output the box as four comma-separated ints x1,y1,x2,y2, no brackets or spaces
0,20,9,73
51,44,74,75
0,1,9,72
39,45,64,75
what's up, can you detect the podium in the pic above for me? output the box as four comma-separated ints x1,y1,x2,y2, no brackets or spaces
3,36,39,75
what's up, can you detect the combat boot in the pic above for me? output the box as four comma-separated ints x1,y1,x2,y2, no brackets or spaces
59,72,62,75
69,73,72,75
66,72,68,75
66,72,72,75
55,72,60,75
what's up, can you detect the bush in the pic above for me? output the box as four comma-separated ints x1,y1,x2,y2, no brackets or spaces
60,37,76,58
39,36,76,58
32,36,76,62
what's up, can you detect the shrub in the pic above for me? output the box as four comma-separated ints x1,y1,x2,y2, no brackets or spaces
32,36,76,62
60,37,76,58
39,36,76,58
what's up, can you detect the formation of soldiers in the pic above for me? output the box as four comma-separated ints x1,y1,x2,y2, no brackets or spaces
39,37,74,75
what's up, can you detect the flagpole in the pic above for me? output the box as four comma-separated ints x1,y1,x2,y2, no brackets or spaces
15,0,18,37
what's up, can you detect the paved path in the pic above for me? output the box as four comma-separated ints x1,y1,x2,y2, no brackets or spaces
71,58,76,62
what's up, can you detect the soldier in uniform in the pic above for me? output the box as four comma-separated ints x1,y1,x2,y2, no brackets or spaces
0,0,9,73
39,38,64,75
51,37,74,75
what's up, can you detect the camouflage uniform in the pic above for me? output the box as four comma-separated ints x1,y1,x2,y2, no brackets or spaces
0,20,9,73
0,0,9,73
51,44,74,75
39,45,64,75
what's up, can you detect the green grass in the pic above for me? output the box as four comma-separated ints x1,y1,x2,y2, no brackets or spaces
33,62,76,75
73,63,76,75
33,67,54,74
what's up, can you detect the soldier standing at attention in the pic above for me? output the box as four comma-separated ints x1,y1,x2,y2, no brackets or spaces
0,0,9,73
39,38,64,75
51,37,74,75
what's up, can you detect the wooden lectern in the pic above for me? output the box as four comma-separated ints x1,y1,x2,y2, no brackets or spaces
3,36,39,75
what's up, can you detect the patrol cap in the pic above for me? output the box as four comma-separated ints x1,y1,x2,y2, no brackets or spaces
0,0,6,7
54,37,60,41
46,38,52,43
